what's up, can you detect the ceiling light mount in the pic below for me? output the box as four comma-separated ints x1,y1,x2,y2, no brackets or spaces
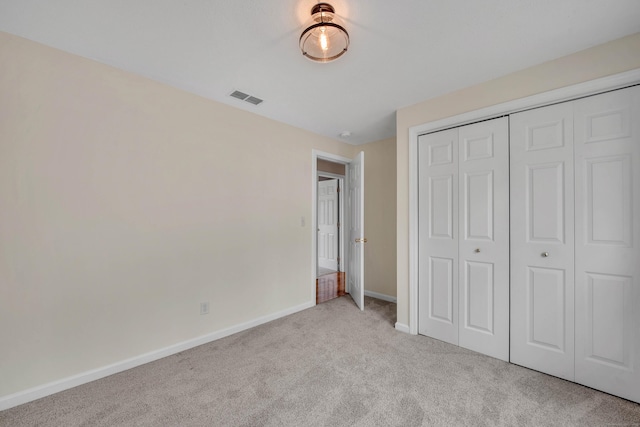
299,2,349,63
311,3,335,15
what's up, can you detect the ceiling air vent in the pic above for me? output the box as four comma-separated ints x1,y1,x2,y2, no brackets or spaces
230,90,249,100
229,90,263,106
245,96,263,105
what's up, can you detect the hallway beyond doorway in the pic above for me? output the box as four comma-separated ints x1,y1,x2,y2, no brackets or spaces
317,267,337,277
316,272,345,304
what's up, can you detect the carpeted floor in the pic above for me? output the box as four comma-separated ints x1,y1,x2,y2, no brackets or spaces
2,296,640,426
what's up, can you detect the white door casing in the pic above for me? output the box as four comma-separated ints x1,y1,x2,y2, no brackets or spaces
458,117,509,361
318,179,339,271
573,86,640,403
348,151,365,310
510,102,576,381
418,117,509,360
418,128,459,345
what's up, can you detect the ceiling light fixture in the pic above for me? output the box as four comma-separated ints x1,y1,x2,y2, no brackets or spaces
299,3,349,63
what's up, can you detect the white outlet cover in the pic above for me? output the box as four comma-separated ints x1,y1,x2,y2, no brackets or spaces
200,302,209,315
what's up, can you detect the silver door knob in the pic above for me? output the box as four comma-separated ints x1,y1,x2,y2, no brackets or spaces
474,248,480,253
541,252,549,257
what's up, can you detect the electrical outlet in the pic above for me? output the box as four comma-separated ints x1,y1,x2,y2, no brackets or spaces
200,302,209,315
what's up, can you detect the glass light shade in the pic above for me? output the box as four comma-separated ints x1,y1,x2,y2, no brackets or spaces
299,3,349,63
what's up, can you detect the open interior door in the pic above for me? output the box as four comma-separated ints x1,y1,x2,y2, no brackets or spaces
348,151,365,310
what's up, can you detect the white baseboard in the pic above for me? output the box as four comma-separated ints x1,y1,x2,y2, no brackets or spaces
395,322,410,334
364,290,397,303
0,300,314,411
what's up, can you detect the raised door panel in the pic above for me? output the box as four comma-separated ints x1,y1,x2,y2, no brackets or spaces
430,176,454,239
574,86,640,403
464,261,494,333
584,273,631,367
527,267,566,352
318,199,327,258
418,129,459,345
584,155,632,246
458,117,509,361
429,257,455,323
464,171,493,241
510,102,575,381
527,163,565,243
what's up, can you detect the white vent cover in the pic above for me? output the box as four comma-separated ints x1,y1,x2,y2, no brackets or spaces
229,90,263,106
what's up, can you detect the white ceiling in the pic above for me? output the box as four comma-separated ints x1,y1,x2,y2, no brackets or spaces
1,1,639,145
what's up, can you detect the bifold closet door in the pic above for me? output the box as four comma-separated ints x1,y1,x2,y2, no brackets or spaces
574,86,640,403
418,118,509,361
458,118,509,361
418,128,459,346
510,102,576,381
511,85,640,403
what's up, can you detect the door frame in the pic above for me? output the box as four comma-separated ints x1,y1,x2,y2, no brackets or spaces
317,172,345,275
311,150,353,305
405,68,640,335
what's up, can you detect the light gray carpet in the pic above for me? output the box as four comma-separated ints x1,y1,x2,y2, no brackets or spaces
2,296,640,426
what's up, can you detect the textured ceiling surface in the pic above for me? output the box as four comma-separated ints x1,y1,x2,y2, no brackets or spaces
1,1,639,144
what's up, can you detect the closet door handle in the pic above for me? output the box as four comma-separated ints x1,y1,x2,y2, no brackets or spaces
541,252,549,258
474,248,481,253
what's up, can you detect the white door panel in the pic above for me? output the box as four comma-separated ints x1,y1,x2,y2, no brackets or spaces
574,86,640,403
527,162,566,243
464,260,494,333
526,266,567,351
510,102,576,381
458,118,509,361
418,117,509,360
430,175,455,238
418,128,459,345
429,257,455,323
318,179,339,271
348,152,365,310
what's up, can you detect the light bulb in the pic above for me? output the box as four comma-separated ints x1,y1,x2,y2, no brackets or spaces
319,28,328,51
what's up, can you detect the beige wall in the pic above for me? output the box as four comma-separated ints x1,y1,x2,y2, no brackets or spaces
317,159,346,175
360,138,397,298
0,32,357,398
395,32,640,326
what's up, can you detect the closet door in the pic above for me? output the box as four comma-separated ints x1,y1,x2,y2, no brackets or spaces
418,128,459,345
510,103,576,381
458,118,509,361
574,86,640,402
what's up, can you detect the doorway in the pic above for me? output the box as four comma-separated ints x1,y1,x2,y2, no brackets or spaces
311,150,365,310
317,164,345,304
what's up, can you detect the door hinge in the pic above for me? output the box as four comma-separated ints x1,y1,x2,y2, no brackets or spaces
337,221,340,228
337,186,340,192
